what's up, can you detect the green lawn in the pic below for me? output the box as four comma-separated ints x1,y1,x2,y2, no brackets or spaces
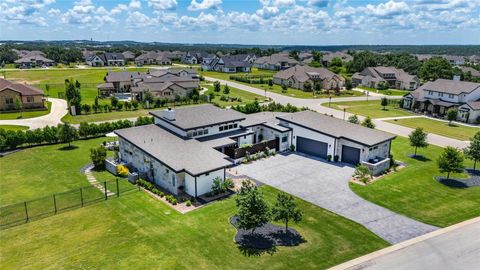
351,137,480,227
204,84,264,107
0,138,388,269
62,109,152,124
324,100,413,119
0,137,115,205
356,86,410,96
386,117,480,141
0,101,52,120
0,125,29,131
201,69,363,99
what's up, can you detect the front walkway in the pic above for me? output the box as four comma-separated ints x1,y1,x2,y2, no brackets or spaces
234,153,438,244
84,164,115,196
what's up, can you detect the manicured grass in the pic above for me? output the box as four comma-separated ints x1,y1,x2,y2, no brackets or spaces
0,137,115,205
351,137,480,227
201,68,363,99
0,101,52,120
62,109,151,124
386,117,479,141
356,86,410,96
324,100,413,119
204,84,264,107
0,125,29,131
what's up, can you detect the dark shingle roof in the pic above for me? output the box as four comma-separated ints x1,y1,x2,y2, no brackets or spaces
418,79,480,95
277,111,396,146
0,78,44,96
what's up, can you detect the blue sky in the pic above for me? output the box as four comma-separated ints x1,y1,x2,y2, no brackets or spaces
1,0,479,45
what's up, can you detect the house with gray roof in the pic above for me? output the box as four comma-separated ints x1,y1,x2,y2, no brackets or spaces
135,51,173,66
403,78,480,123
122,51,136,61
322,52,353,67
182,51,215,65
460,67,480,78
202,54,255,73
352,66,419,90
273,65,345,91
115,104,395,198
14,54,55,69
86,53,125,66
254,53,299,70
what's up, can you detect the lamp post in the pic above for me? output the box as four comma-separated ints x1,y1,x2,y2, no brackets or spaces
343,108,346,120
329,96,332,107
366,91,369,102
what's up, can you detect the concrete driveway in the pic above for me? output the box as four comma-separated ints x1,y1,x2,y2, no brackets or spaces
0,98,68,129
235,153,438,244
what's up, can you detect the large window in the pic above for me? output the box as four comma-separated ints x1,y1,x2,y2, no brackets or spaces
282,135,288,143
5,98,13,104
27,96,34,102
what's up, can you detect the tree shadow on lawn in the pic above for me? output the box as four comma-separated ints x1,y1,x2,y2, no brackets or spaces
407,154,431,162
57,145,79,151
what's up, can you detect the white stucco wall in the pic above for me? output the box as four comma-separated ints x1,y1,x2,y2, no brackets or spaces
184,168,225,197
336,139,391,163
283,122,336,157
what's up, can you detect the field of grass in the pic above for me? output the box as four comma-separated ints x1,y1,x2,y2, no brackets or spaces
201,69,363,99
0,125,29,131
0,137,115,205
324,100,413,119
356,86,410,96
0,138,388,269
351,137,479,227
386,117,479,141
0,101,52,120
203,83,264,107
62,109,152,124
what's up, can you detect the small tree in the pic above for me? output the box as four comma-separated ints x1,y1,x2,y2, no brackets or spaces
303,81,312,92
381,97,388,110
90,146,107,170
45,84,50,98
464,131,480,171
281,84,288,93
213,81,221,92
14,96,23,118
271,193,303,234
437,147,464,180
409,127,429,157
235,181,270,234
57,123,78,147
132,99,139,110
268,79,273,88
345,79,353,90
446,108,458,125
110,96,119,108
361,116,375,129
94,96,99,113
223,84,230,94
348,114,360,124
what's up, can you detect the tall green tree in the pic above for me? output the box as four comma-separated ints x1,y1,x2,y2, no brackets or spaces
14,96,23,118
437,147,464,180
272,193,303,234
65,79,82,114
464,132,480,171
57,123,78,147
235,181,270,234
409,127,429,157
381,97,388,110
213,81,221,92
418,57,454,81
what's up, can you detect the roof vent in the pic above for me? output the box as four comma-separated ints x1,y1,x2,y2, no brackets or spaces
163,107,175,121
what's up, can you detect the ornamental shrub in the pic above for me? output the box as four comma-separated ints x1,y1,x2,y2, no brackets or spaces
116,164,129,177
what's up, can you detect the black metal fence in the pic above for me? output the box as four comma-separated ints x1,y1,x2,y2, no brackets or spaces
0,179,138,229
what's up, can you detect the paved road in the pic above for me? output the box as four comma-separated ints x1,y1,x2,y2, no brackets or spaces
332,217,480,270
205,76,469,149
0,98,68,129
234,153,438,244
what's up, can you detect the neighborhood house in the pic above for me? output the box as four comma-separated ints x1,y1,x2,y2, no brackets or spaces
254,53,299,70
115,104,395,197
273,65,346,91
403,79,480,123
0,78,45,111
352,66,420,90
202,54,256,73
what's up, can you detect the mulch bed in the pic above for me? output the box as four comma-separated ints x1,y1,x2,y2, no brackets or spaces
230,216,304,250
435,169,480,188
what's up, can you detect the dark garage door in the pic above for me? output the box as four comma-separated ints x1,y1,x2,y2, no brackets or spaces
342,145,360,165
296,137,328,158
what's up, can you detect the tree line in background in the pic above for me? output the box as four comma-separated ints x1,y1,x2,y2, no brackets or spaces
0,45,84,65
0,116,153,151
232,101,307,114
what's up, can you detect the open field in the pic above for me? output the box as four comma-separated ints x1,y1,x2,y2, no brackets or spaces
203,83,264,107
351,137,479,228
0,101,52,120
201,69,363,99
0,138,388,270
386,117,479,141
62,109,151,124
0,125,29,131
324,100,413,119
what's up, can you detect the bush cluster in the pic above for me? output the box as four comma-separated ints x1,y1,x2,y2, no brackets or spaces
0,116,154,151
211,177,234,196
233,101,306,114
116,165,129,177
165,195,177,205
136,179,179,205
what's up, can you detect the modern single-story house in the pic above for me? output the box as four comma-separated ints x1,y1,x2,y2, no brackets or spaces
14,55,55,69
115,104,395,197
202,54,255,73
135,51,173,66
352,66,420,90
182,51,215,65
254,53,299,71
0,78,44,111
122,51,136,61
403,79,480,123
273,65,345,91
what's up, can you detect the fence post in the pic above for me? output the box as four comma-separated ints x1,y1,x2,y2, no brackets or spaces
53,194,57,214
104,181,108,200
24,201,29,223
116,178,119,197
80,187,84,207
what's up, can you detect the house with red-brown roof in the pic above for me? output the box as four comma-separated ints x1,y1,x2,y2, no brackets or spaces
0,78,44,111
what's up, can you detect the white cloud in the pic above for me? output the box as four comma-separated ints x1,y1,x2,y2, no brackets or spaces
272,0,295,7
129,0,141,9
0,0,55,26
47,8,61,16
363,1,410,18
256,6,279,18
126,11,159,28
188,0,222,11
148,0,177,11
111,3,128,15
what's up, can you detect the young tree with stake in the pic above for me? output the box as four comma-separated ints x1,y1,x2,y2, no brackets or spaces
409,127,429,157
272,193,302,234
